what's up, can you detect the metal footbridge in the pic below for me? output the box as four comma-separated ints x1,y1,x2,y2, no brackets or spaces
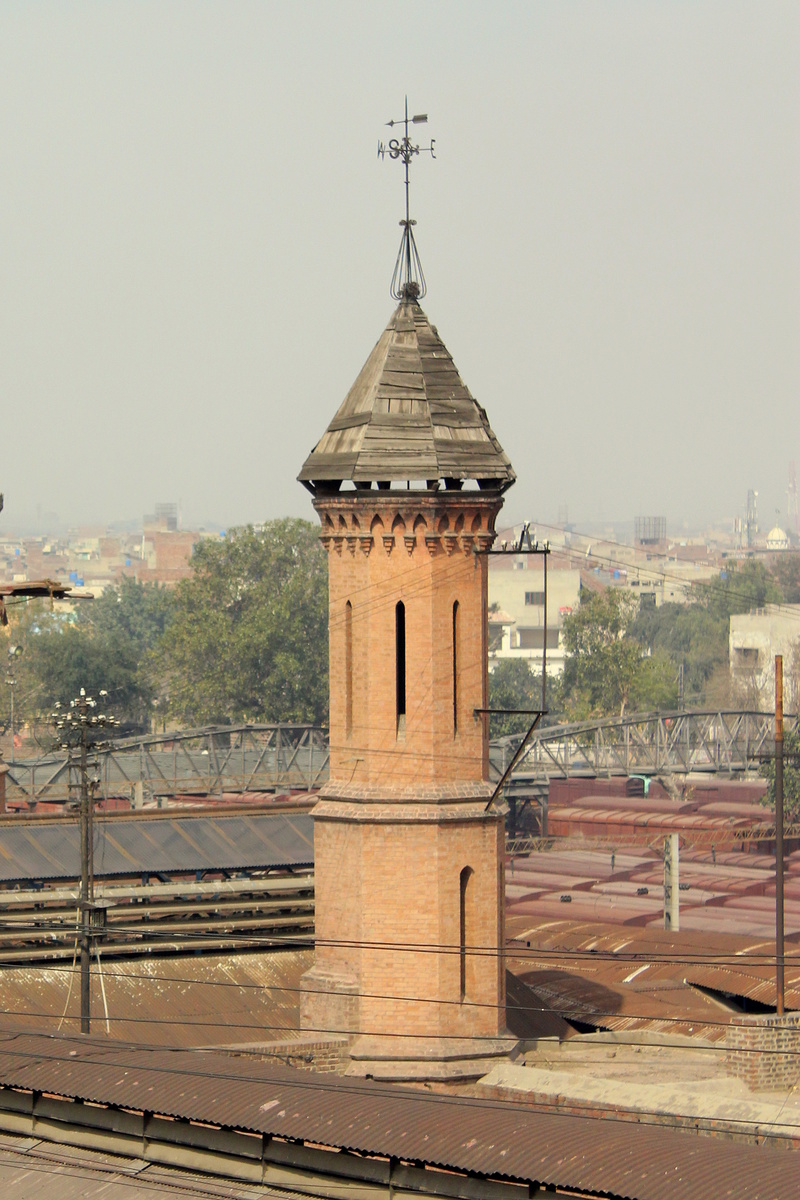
3,710,781,807
490,709,780,783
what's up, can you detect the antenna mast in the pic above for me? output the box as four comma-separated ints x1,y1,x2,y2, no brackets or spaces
378,98,435,301
788,462,799,538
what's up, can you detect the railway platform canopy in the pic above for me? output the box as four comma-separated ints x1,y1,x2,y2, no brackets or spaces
0,1031,793,1200
0,808,313,887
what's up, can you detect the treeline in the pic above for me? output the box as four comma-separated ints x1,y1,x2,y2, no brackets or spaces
489,555,800,738
0,518,328,744
4,527,800,750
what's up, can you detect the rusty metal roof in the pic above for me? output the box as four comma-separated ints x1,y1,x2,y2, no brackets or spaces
0,949,312,1046
0,811,313,883
0,1128,267,1198
0,1033,792,1199
298,300,515,489
506,914,800,1038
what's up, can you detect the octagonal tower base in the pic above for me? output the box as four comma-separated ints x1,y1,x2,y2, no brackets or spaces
301,782,519,1081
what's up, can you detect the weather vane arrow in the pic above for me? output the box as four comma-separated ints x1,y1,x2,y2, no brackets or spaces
378,98,435,301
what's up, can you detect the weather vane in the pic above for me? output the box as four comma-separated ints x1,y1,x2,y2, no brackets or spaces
378,98,435,301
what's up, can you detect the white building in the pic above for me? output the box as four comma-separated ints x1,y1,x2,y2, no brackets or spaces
729,603,800,708
488,561,581,675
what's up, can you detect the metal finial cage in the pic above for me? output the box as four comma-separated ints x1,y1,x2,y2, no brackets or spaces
391,221,427,302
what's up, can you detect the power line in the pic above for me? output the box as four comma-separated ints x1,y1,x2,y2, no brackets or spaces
0,929,796,1044
0,1031,797,1141
513,520,800,620
0,980,796,1049
0,924,798,971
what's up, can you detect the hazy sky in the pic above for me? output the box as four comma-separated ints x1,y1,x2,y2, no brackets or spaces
1,2,798,537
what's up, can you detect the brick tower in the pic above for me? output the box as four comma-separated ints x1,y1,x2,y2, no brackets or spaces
298,295,517,1080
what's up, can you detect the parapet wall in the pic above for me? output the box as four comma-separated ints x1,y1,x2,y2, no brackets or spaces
726,1012,800,1092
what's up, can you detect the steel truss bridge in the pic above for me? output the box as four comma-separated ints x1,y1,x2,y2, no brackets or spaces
5,725,329,807
4,710,785,807
490,709,783,784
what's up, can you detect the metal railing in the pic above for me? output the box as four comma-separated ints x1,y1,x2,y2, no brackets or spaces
5,724,329,806
488,710,783,783
5,710,784,807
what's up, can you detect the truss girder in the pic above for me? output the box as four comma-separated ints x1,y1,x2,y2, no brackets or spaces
5,724,331,804
496,710,781,782
5,712,780,804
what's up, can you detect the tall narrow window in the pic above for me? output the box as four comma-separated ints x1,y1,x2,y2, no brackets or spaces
395,601,406,735
459,866,473,1002
452,600,459,735
345,601,353,737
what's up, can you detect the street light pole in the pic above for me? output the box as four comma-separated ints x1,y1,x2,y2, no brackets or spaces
52,689,115,1035
6,645,21,765
775,655,785,1015
79,711,91,1031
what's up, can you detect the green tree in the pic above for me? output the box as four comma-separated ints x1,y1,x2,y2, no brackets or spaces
9,579,174,733
695,558,780,622
631,601,728,703
562,589,678,718
158,519,328,726
488,659,564,738
22,625,151,729
770,553,800,604
79,576,174,658
631,559,783,708
760,724,800,824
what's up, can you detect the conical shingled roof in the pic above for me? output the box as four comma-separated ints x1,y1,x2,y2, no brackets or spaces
298,301,515,490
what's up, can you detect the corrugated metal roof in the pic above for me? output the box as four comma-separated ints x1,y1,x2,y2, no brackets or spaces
0,1033,792,1199
0,1130,269,1198
0,948,312,1046
0,811,313,883
506,914,800,1038
298,300,515,487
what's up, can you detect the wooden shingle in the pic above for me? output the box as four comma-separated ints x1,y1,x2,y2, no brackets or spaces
298,301,515,490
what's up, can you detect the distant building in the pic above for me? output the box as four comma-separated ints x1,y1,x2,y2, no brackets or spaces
144,502,179,532
634,515,667,550
729,603,800,707
489,562,580,675
766,525,790,551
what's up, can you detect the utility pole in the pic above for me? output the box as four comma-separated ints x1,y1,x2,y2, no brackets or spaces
52,689,115,1034
664,832,680,931
5,645,21,764
775,655,785,1015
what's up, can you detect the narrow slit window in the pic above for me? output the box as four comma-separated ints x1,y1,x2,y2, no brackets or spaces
345,601,353,736
460,866,473,1002
452,600,459,735
395,601,406,733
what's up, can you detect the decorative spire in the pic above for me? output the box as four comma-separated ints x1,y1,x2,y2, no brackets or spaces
378,98,435,301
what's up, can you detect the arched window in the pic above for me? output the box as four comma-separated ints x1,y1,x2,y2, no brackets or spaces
395,601,406,735
452,600,459,735
459,866,473,1002
345,601,353,736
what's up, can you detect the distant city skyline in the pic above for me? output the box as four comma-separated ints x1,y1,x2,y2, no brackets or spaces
3,500,795,549
1,3,797,534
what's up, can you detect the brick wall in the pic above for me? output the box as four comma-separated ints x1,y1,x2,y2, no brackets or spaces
726,1012,800,1092
317,493,501,790
301,490,511,1068
230,1037,350,1075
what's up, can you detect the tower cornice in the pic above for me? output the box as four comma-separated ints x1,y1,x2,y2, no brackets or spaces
313,490,502,559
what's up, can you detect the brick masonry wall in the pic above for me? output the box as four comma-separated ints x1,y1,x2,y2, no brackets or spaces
317,493,501,790
240,1037,350,1075
725,1012,800,1092
302,490,510,1062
